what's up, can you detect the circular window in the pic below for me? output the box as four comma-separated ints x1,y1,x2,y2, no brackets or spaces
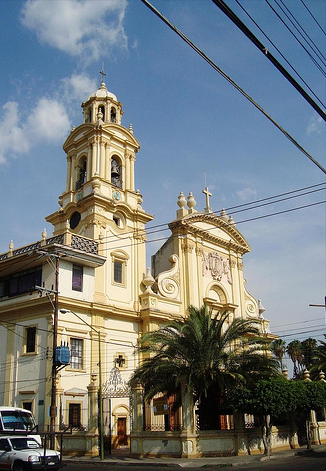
70,211,81,229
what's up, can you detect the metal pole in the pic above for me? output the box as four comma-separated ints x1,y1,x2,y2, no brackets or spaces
50,256,59,446
98,330,104,460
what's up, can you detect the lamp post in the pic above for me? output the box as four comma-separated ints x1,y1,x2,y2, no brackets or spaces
59,309,104,460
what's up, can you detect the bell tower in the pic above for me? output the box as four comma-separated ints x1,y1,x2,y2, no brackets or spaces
46,73,153,305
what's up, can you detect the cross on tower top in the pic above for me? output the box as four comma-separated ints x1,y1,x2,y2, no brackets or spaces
202,186,212,213
99,64,106,84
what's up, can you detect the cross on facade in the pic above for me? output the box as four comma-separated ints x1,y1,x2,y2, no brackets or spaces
202,186,212,213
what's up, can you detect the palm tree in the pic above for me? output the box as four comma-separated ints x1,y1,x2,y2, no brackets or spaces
311,335,326,377
302,337,318,370
286,340,303,378
271,339,286,370
131,305,279,429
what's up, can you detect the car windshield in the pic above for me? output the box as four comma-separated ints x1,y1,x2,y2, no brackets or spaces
2,411,36,431
10,438,41,450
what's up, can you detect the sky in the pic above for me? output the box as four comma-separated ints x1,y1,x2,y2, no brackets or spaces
0,0,325,370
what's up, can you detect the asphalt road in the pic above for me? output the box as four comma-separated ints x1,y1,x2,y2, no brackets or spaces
64,448,326,471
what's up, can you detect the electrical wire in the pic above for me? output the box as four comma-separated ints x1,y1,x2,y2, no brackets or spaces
276,0,326,64
265,0,326,77
300,0,326,36
234,0,326,109
140,0,326,174
93,181,326,245
212,0,326,116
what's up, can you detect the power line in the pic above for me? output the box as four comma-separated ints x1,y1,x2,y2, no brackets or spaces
140,0,326,174
276,0,326,65
212,0,326,116
95,181,326,245
94,198,326,255
265,0,326,77
234,0,326,109
300,0,326,36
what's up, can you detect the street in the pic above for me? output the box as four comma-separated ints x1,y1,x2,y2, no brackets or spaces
64,448,326,471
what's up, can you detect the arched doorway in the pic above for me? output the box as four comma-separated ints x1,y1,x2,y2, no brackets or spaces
102,367,131,455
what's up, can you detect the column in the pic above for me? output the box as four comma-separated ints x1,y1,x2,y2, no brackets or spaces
86,374,100,457
180,380,198,458
66,156,72,191
130,382,144,457
100,139,105,178
91,139,97,177
130,154,135,191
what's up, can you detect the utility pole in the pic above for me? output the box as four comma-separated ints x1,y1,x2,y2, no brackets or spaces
35,250,60,446
50,255,59,444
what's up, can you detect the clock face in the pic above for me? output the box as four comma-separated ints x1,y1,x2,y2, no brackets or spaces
70,211,81,229
113,191,121,201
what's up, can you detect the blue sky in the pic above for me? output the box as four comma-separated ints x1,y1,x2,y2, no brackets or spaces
0,0,325,365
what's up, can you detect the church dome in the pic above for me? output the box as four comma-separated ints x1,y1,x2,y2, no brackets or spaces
87,80,117,102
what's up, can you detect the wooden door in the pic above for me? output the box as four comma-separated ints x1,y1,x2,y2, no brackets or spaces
117,418,127,446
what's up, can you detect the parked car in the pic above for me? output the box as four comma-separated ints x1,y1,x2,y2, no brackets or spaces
0,436,63,471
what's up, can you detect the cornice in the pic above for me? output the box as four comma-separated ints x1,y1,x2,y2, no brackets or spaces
169,213,251,255
63,122,140,153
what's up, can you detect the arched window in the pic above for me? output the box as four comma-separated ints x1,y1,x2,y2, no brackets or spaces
111,107,117,123
111,156,122,188
76,158,87,190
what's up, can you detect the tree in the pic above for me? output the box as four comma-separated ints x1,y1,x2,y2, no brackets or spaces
302,337,318,370
286,340,303,378
311,334,326,377
227,378,326,456
131,305,279,429
271,338,286,370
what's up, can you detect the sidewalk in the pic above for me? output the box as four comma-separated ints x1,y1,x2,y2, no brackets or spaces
64,443,326,467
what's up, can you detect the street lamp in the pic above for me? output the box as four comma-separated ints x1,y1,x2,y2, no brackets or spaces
59,309,104,460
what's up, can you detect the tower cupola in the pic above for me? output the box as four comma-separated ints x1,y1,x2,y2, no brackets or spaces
81,73,123,125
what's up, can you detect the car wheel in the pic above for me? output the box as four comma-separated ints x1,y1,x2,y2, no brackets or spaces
13,461,25,471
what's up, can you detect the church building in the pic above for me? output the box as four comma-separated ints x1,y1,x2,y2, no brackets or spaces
0,76,271,457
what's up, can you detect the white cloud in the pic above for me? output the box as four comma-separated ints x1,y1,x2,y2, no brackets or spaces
236,186,257,201
306,115,325,135
20,0,128,62
61,74,97,103
0,98,70,163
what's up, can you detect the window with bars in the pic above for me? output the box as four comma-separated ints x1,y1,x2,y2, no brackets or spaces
70,338,83,369
69,403,81,429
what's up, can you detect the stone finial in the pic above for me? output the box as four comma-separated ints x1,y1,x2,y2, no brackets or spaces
129,123,134,134
42,228,47,240
142,267,155,293
187,192,197,213
91,372,98,384
303,369,311,382
258,299,265,319
220,208,228,221
282,367,288,379
228,215,235,226
177,192,188,219
177,192,186,209
9,240,14,252
318,371,326,382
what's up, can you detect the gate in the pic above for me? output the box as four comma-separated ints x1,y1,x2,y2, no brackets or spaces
102,366,132,454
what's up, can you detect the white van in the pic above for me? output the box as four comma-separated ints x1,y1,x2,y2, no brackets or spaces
0,407,40,442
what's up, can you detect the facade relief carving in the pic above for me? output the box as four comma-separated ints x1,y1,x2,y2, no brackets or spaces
202,252,232,284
